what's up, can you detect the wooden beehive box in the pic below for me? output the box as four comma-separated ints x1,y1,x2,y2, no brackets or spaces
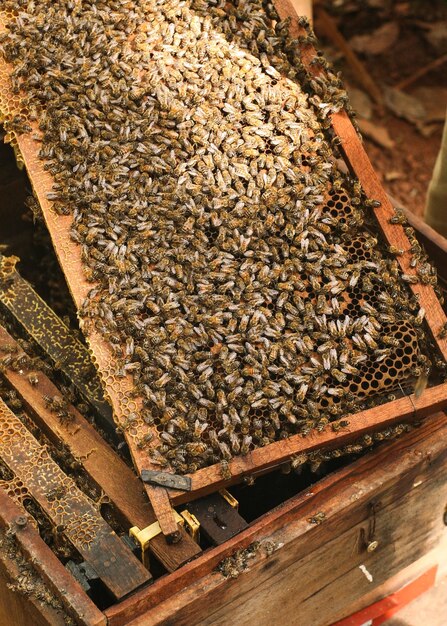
1,1,447,624
1,379,447,626
0,133,446,625
1,0,447,542
0,184,446,625
0,164,446,624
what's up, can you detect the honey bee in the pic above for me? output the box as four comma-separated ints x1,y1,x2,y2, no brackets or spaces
388,246,404,256
308,512,326,525
136,433,154,449
401,274,419,284
220,460,231,480
389,210,407,225
332,419,350,432
27,373,39,386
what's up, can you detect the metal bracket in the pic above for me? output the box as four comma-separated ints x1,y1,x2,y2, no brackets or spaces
220,489,239,509
141,470,192,491
180,510,200,542
130,509,200,566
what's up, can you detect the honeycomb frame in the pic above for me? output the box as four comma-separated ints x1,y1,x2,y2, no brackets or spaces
1,4,447,526
0,396,150,598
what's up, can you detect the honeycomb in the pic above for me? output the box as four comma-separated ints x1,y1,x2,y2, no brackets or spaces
0,0,435,480
0,475,39,530
0,397,107,553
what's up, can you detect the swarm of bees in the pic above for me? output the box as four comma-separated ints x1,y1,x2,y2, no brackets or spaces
0,0,437,474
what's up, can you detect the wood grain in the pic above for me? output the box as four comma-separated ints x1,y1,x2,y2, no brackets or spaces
0,488,106,626
401,203,447,280
183,470,445,626
105,412,447,625
168,382,447,504
0,397,151,599
0,324,152,529
0,323,201,571
0,558,66,626
333,110,447,356
333,532,447,623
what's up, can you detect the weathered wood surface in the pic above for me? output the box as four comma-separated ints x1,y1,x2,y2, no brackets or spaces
0,324,151,529
0,323,201,572
0,488,105,626
332,532,447,624
169,383,447,503
0,555,67,626
105,412,447,625
0,397,151,599
194,472,444,626
0,263,114,433
401,205,447,281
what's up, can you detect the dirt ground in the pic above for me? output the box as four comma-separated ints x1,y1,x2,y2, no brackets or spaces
316,0,447,217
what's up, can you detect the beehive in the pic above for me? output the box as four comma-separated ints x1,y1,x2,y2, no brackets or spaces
1,0,447,537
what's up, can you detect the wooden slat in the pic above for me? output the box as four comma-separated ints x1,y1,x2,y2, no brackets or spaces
0,323,201,571
0,397,151,599
0,260,114,433
0,488,106,626
0,325,150,529
166,381,447,504
332,111,447,353
105,412,447,625
401,204,447,279
0,556,65,626
273,0,447,361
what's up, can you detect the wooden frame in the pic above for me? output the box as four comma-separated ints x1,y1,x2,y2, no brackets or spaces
0,323,200,572
1,404,446,625
167,382,447,503
2,1,447,534
0,396,151,599
0,487,106,626
102,411,447,626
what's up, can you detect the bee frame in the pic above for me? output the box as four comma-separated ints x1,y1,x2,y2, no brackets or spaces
1,2,447,530
167,380,447,503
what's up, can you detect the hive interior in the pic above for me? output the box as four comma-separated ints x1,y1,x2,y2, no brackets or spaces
0,0,437,476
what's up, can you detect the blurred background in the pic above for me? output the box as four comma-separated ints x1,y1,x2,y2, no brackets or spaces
313,0,447,217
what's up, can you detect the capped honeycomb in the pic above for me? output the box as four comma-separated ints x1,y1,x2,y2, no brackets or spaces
0,0,436,479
